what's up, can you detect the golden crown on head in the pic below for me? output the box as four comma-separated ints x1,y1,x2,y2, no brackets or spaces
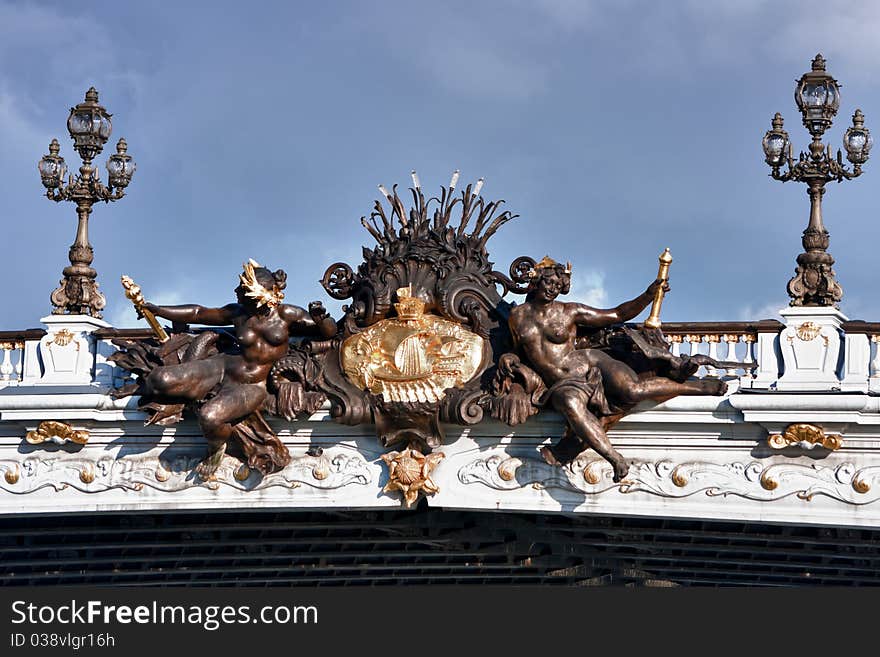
239,259,285,308
394,285,426,321
528,255,572,279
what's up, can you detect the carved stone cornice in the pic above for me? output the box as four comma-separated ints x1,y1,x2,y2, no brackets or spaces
458,454,880,504
0,451,372,495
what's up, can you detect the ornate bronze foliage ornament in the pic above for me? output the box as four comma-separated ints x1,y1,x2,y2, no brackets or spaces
109,173,734,503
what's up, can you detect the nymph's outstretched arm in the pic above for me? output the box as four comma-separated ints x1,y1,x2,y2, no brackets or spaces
280,302,337,338
144,302,238,326
571,279,667,327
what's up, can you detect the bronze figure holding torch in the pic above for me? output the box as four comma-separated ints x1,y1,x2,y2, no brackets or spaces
644,248,672,329
120,275,169,342
506,254,725,482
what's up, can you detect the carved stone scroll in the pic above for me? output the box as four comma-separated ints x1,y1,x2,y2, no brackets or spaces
458,453,880,505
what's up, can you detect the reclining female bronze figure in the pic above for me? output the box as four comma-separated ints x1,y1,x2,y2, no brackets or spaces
507,257,727,482
112,260,337,478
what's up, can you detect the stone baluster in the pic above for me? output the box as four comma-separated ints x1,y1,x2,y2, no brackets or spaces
0,343,13,381
705,335,720,378
668,334,682,358
13,342,23,380
686,335,703,377
869,335,880,379
741,334,756,378
723,334,741,377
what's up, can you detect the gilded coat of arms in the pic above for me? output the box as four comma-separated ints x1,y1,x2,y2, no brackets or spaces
341,286,485,403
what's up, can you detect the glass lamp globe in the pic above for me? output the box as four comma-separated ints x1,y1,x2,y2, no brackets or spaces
106,138,136,188
66,87,112,161
38,139,67,189
794,54,841,136
844,109,872,165
763,113,790,167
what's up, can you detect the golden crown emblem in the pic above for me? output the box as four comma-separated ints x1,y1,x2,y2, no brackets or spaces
394,285,426,321
529,255,572,279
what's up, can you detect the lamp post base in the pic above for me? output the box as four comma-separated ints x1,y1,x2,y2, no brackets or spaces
786,229,843,308
50,273,106,319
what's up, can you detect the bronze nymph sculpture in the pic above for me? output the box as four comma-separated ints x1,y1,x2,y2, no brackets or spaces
108,174,737,505
505,257,727,482
110,260,336,478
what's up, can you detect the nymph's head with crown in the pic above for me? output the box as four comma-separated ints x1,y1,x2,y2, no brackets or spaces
525,256,572,304
235,259,287,312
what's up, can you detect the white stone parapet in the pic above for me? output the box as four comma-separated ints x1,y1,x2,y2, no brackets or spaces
0,389,878,528
2,317,880,527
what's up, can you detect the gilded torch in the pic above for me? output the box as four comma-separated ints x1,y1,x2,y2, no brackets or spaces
644,248,672,329
120,275,169,342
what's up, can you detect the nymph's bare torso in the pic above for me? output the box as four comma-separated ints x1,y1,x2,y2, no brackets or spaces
509,301,597,384
508,265,723,481
226,304,302,384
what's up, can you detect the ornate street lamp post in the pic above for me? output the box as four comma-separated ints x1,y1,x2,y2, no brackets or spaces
37,88,136,318
762,54,871,307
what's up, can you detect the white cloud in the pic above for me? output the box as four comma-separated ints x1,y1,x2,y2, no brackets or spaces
738,300,786,321
107,289,185,329
568,270,608,307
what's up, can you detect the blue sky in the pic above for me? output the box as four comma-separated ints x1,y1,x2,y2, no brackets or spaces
2,0,880,330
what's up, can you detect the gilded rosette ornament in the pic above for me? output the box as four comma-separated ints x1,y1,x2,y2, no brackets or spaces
341,286,485,403
381,448,444,507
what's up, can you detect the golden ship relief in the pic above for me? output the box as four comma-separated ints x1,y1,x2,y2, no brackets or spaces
341,286,485,403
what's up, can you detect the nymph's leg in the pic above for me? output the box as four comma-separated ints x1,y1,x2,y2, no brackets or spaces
195,384,267,479
143,357,225,400
541,388,629,482
592,350,727,405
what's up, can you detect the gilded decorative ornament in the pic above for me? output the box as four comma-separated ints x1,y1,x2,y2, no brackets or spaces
381,447,444,507
583,460,607,485
497,456,522,482
852,476,871,494
154,464,170,482
4,463,20,485
768,423,842,451
239,258,285,308
25,420,89,446
796,322,822,341
312,458,329,481
120,275,169,342
52,329,76,347
759,470,778,491
671,466,689,488
79,463,95,484
341,285,485,404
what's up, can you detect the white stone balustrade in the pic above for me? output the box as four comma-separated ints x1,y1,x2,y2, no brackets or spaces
664,329,758,382
0,342,24,385
868,335,880,393
6,318,880,528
